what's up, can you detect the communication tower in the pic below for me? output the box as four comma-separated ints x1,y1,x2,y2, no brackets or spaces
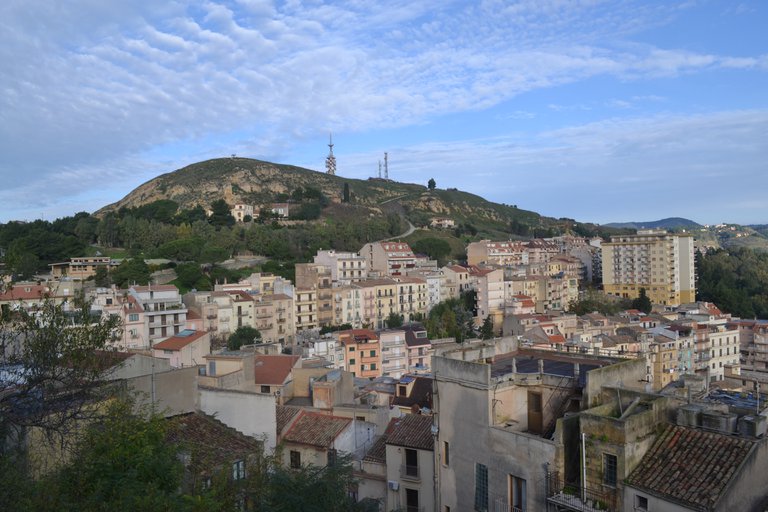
325,133,336,175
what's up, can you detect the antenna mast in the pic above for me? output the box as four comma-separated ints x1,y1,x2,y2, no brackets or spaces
384,152,389,180
325,133,336,175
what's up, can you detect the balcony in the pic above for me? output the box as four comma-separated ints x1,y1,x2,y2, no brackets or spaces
400,464,420,481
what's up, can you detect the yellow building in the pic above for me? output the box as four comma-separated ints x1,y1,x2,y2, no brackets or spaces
602,230,695,306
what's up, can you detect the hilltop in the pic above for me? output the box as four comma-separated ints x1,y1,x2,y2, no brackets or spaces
97,157,613,240
603,217,702,231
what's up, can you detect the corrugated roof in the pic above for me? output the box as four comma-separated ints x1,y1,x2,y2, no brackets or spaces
386,414,434,451
282,411,351,448
627,425,756,510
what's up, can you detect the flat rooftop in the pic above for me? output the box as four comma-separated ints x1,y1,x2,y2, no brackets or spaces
492,349,614,387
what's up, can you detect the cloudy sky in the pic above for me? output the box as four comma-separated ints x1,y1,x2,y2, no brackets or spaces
1,0,766,225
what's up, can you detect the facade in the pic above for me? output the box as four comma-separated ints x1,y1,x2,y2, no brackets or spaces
49,256,119,280
602,229,696,306
314,250,368,285
361,242,420,277
152,329,211,368
379,329,408,379
230,203,254,222
129,285,188,343
337,329,382,378
384,414,436,512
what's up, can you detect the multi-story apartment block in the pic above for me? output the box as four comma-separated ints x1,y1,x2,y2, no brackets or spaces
467,240,528,266
442,264,472,295
379,329,408,379
336,329,382,378
295,288,318,332
394,277,428,323
295,263,334,327
313,250,368,285
361,241,423,278
129,285,187,343
403,323,432,373
692,322,740,382
602,229,695,306
356,279,398,330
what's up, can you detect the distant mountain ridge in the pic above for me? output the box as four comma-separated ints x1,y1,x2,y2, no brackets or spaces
603,217,702,230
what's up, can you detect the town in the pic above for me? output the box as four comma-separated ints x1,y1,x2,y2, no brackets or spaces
3,225,767,512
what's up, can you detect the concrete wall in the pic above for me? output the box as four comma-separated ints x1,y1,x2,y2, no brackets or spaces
356,459,387,510
125,366,198,417
199,386,277,451
584,357,648,408
293,367,332,398
106,354,171,380
623,486,696,512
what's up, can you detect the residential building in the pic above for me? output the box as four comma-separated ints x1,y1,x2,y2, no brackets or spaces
49,256,119,280
279,410,354,469
602,229,696,306
253,354,301,400
314,249,368,285
129,284,188,342
379,329,408,379
385,414,436,512
337,329,382,378
271,202,291,218
152,329,210,368
403,323,432,374
230,203,254,222
361,241,421,278
295,288,318,331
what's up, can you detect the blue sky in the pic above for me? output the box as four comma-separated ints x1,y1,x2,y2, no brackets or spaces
1,0,766,225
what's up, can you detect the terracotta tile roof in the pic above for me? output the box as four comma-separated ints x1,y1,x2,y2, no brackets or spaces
0,284,50,301
282,411,351,448
363,418,400,463
254,355,299,385
186,309,201,320
627,425,756,510
386,414,434,451
276,405,302,435
445,265,468,273
166,412,262,474
153,329,208,351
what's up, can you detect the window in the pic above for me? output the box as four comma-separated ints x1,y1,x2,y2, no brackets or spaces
129,313,139,322
399,385,407,395
603,454,617,487
443,441,450,466
349,346,356,352
475,463,489,511
261,385,270,393
509,475,526,511
404,448,418,477
370,350,376,357
634,494,648,511
290,450,301,469
349,358,356,365
232,459,245,480
327,448,337,467
370,363,376,370
202,476,212,490
406,488,419,512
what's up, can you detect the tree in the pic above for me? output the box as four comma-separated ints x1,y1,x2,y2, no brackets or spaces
385,312,404,328
227,326,261,350
342,183,350,203
632,288,653,314
111,258,151,287
0,299,120,442
411,237,451,264
208,199,235,228
93,265,111,287
480,316,495,340
427,178,436,190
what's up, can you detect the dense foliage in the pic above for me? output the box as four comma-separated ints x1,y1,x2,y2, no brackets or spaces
0,199,405,279
567,290,631,316
697,248,768,319
424,292,477,343
227,326,262,350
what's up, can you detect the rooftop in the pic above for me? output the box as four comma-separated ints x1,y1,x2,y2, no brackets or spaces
153,330,208,351
627,424,756,510
386,414,435,451
282,411,351,448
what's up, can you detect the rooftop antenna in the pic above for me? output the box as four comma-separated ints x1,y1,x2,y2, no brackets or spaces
325,133,336,175
384,152,389,180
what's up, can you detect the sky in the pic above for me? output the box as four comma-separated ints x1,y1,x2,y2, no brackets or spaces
1,0,767,226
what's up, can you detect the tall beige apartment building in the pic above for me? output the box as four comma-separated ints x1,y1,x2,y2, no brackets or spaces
602,229,695,306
